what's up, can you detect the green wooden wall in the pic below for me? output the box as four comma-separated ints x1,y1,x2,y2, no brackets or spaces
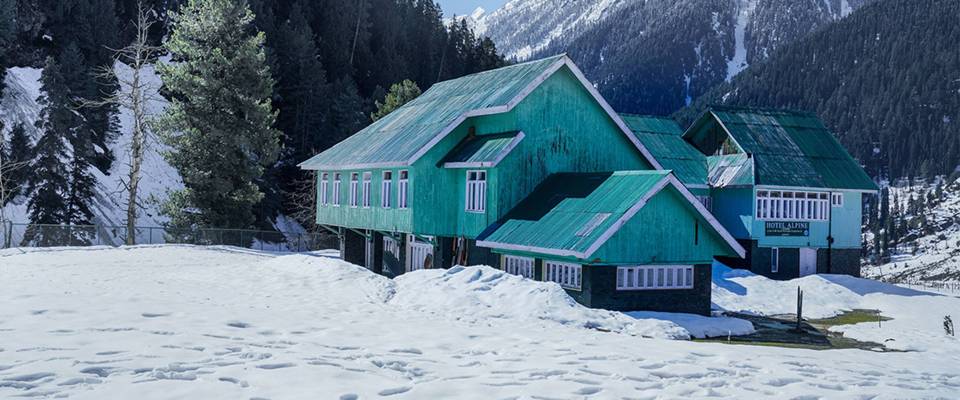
589,187,737,264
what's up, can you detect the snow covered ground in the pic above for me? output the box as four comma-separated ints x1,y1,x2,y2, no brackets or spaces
2,246,959,399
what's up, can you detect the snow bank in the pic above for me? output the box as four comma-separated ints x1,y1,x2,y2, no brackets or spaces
712,264,866,318
711,262,959,351
392,265,690,339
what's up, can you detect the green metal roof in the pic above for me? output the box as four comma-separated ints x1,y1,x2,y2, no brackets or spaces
477,171,670,256
620,114,707,186
300,55,567,170
686,107,878,191
707,154,754,187
440,131,523,167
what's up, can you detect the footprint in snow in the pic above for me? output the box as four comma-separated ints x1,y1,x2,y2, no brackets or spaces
378,386,412,396
256,363,295,370
227,321,251,328
574,387,603,395
141,312,170,318
339,395,359,400
80,366,115,377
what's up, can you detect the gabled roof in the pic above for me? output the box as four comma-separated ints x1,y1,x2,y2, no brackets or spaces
300,55,662,171
620,114,707,186
685,107,878,191
440,131,524,168
477,171,745,259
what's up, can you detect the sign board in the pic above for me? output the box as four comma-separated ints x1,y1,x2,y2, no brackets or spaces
765,221,809,237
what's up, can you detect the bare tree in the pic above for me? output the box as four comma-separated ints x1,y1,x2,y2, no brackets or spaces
86,3,161,245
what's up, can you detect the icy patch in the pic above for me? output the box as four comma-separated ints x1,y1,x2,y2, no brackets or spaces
627,311,754,339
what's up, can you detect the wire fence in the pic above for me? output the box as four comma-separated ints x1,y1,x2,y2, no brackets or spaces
0,221,339,252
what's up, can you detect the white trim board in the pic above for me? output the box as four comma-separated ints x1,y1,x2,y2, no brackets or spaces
478,172,747,260
303,55,664,172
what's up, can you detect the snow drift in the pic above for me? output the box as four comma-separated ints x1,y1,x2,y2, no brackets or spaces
392,265,691,339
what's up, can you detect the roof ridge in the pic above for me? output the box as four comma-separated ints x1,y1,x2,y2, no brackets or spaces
709,104,818,118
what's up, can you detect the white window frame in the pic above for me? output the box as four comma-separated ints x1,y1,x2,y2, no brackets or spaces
502,255,534,279
362,172,372,208
771,247,780,273
381,171,393,208
617,265,694,290
545,261,581,290
755,190,829,221
465,170,487,213
831,192,843,207
349,173,360,207
332,173,342,207
398,170,409,209
319,173,329,206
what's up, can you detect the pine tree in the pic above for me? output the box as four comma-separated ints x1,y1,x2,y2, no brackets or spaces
24,57,74,245
0,0,15,97
326,77,366,149
275,2,328,162
2,123,32,205
371,80,421,122
157,0,281,230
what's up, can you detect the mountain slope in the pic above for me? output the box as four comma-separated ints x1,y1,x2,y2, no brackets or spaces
476,0,869,115
679,0,960,179
1,63,181,228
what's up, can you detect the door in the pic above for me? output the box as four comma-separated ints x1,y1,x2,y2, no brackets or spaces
406,234,434,272
799,248,817,277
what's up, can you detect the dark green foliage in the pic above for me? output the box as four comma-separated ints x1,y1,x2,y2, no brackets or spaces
371,79,421,122
157,0,281,230
24,57,93,245
0,0,15,97
2,123,32,204
679,0,960,180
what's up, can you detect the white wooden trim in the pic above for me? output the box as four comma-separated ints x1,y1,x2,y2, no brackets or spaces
617,265,694,290
300,161,407,171
756,184,876,194
475,240,585,258
442,131,526,169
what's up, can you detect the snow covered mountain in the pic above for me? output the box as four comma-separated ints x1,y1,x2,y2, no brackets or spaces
474,0,869,115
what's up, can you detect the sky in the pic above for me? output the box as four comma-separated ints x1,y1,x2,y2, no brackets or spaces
436,0,508,16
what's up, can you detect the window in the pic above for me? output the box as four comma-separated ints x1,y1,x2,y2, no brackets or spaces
576,213,610,237
332,173,342,206
696,195,712,211
771,247,780,273
465,170,487,213
755,190,829,221
362,172,372,208
349,173,360,207
545,261,581,290
398,170,409,209
503,255,534,279
617,265,694,290
320,173,329,206
831,192,843,207
381,171,393,208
